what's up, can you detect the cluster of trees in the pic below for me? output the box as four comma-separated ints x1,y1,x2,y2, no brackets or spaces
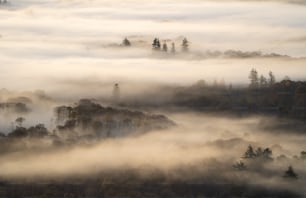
243,145,273,160
249,68,276,89
0,117,49,138
233,145,300,179
0,99,175,152
0,0,7,4
54,99,174,138
142,70,306,119
0,102,29,113
7,123,49,138
152,37,189,53
121,37,190,53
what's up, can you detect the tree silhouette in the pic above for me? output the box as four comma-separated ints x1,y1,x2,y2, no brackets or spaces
269,71,276,87
15,117,25,127
243,145,256,158
262,148,273,159
249,69,259,89
260,75,268,88
255,147,273,160
171,42,176,54
233,161,247,170
112,83,120,104
162,42,168,52
122,37,131,47
181,38,189,52
152,38,161,50
283,166,298,179
243,145,273,160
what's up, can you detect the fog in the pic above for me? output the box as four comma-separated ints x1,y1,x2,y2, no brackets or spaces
1,0,306,196
1,0,306,93
0,113,305,195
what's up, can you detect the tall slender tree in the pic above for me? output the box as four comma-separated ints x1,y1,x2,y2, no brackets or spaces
181,38,189,52
152,38,161,50
162,42,168,52
249,68,259,89
269,71,276,87
260,75,268,88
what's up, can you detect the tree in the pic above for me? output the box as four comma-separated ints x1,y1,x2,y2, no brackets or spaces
262,148,273,159
28,124,49,138
283,76,291,81
259,75,268,88
171,42,176,54
283,166,298,179
122,37,131,47
244,145,273,160
152,38,161,50
233,161,247,170
255,147,263,156
243,145,256,158
15,117,25,127
269,71,276,87
112,83,120,104
181,38,189,52
255,147,273,160
249,69,259,89
162,42,168,52
8,127,27,138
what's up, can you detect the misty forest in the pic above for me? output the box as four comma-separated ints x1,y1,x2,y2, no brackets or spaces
1,0,306,197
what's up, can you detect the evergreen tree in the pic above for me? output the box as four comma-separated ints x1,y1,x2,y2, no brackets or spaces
181,37,189,52
233,161,247,170
122,37,131,47
283,166,298,179
244,145,256,158
162,42,168,52
171,42,176,54
112,83,120,104
152,38,161,50
249,69,259,89
262,148,272,159
269,71,276,87
260,75,268,88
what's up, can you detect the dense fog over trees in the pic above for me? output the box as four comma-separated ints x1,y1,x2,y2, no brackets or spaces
0,0,306,197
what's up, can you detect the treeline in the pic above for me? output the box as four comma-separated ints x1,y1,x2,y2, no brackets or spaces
145,70,306,119
234,145,305,179
121,37,190,54
0,99,175,153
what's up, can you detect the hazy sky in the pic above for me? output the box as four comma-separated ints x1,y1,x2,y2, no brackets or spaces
1,0,306,91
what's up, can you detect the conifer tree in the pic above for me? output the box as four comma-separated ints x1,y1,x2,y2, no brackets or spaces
182,38,189,52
